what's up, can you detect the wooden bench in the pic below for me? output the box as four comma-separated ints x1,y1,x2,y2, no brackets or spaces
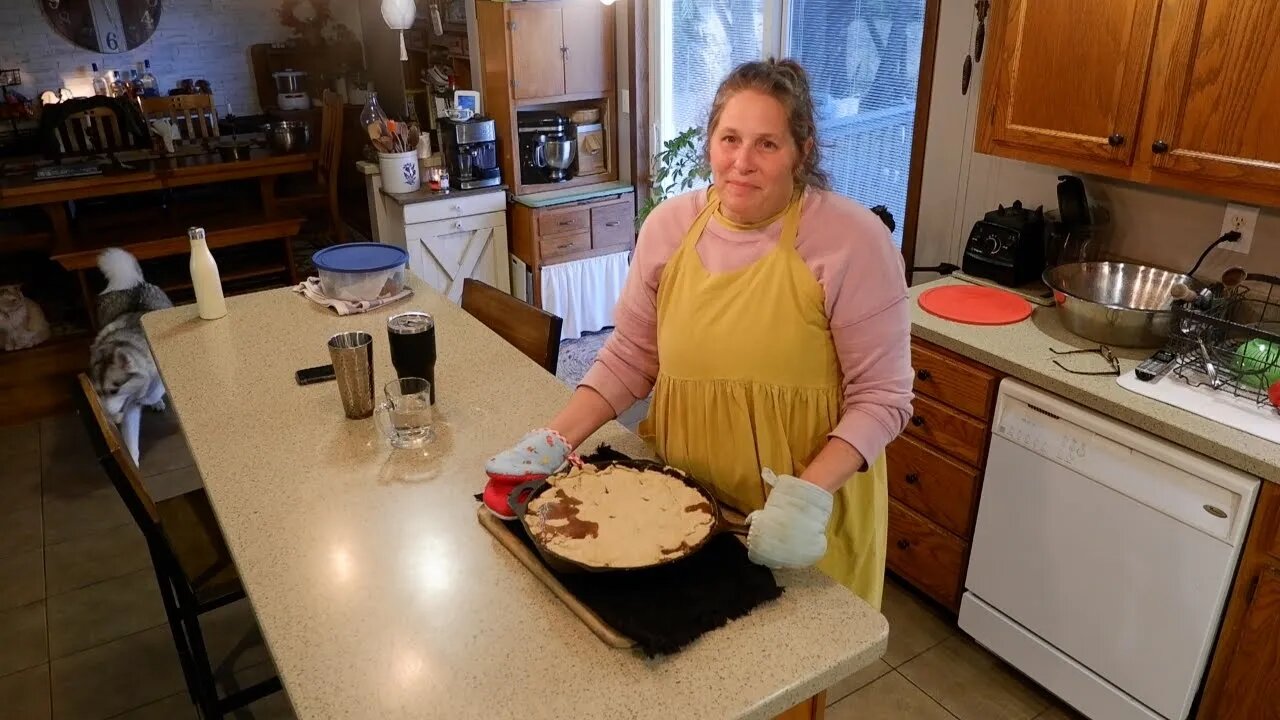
52,210,304,327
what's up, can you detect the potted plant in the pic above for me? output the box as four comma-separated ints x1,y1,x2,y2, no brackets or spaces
637,126,711,228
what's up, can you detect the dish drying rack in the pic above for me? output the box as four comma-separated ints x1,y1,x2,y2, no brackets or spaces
1166,273,1280,407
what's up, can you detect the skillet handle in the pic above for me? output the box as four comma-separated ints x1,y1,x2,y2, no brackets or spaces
720,516,752,537
507,478,547,518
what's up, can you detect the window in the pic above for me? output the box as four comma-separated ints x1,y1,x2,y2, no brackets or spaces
652,0,929,248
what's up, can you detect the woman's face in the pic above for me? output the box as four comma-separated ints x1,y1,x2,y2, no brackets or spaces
708,89,804,223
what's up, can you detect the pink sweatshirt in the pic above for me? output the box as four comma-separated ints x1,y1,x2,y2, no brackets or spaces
581,187,914,464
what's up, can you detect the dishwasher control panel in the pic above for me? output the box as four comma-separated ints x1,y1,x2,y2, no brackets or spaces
992,380,1255,544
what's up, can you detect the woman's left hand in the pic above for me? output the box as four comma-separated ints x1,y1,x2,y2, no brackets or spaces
745,469,833,568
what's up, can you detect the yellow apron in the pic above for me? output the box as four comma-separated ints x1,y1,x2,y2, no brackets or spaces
638,188,888,609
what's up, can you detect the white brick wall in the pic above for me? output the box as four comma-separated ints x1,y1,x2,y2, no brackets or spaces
0,0,363,115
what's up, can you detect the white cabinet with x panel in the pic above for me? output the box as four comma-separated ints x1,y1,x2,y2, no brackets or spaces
381,187,511,303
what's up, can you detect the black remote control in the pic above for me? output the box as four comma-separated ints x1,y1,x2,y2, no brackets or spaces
1135,350,1177,381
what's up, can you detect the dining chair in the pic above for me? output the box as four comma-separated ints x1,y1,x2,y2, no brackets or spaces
139,94,221,143
76,374,282,720
278,90,345,244
37,97,149,160
461,278,564,374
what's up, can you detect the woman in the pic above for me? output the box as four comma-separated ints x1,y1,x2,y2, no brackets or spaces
484,59,912,609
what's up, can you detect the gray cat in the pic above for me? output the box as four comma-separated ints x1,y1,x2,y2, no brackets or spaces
89,248,173,465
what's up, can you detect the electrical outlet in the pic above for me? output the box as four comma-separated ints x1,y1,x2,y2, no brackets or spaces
1221,203,1260,254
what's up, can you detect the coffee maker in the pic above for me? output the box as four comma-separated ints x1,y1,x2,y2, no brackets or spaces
518,111,576,185
439,117,501,190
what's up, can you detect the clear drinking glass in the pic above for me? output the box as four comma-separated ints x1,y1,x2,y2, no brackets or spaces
374,377,434,448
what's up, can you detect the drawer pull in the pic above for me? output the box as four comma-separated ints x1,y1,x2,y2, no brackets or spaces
605,221,620,227
454,221,463,230
905,473,919,485
911,416,925,427
451,204,462,212
559,220,574,226
896,539,910,550
556,242,573,250
916,369,932,381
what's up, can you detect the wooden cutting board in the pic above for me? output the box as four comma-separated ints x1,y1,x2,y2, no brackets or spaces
476,506,635,649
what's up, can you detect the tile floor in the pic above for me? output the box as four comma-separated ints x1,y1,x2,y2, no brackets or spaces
1,411,1084,720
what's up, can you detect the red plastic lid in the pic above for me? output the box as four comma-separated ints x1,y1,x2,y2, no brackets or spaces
918,285,1033,325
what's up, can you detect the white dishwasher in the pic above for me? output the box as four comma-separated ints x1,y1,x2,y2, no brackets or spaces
959,379,1258,720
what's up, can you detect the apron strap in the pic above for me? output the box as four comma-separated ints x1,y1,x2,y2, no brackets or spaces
684,185,805,252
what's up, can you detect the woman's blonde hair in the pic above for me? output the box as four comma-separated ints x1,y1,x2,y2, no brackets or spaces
705,58,830,191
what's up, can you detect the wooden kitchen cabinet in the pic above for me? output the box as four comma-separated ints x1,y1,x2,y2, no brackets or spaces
385,190,512,303
1142,0,1280,200
476,0,620,196
978,0,1280,207
1197,481,1280,719
977,0,1160,170
886,338,1000,612
509,4,567,100
510,191,635,309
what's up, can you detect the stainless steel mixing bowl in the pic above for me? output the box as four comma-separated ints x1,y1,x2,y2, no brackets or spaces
1043,262,1205,348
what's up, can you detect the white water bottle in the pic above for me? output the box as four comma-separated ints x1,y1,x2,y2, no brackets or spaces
188,227,227,320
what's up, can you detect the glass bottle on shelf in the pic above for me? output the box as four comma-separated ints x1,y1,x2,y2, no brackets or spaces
91,63,109,96
140,60,159,97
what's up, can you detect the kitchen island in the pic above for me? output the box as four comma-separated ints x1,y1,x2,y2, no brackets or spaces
140,276,887,720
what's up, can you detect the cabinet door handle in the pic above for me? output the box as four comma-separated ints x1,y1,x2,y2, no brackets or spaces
1107,133,1125,147
911,415,926,427
896,539,910,551
605,221,620,227
1152,140,1170,154
905,473,919,485
916,369,932,381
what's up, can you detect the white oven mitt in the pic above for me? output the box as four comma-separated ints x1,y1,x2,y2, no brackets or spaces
746,468,833,569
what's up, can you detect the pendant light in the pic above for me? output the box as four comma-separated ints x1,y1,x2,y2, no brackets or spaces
381,0,417,61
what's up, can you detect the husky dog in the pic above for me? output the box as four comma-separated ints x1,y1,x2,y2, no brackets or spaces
89,248,173,465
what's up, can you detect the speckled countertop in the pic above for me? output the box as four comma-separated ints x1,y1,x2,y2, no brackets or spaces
141,277,887,720
912,277,1280,483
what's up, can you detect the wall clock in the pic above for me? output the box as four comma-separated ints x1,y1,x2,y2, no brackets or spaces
40,0,162,53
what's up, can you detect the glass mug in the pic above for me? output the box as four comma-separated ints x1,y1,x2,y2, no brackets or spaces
374,377,435,449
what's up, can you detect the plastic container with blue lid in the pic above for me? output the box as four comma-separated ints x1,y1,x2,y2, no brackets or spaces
311,243,410,302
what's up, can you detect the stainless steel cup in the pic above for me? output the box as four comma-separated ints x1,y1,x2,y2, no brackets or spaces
328,331,374,419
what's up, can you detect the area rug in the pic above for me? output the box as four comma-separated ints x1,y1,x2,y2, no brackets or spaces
557,329,611,387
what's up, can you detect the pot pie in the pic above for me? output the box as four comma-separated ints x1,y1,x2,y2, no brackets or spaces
524,464,716,568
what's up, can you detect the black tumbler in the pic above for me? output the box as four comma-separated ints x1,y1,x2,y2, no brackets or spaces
387,311,437,404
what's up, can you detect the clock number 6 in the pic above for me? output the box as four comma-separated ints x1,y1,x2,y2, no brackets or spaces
106,32,119,50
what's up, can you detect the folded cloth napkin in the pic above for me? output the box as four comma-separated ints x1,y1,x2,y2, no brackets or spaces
292,276,413,316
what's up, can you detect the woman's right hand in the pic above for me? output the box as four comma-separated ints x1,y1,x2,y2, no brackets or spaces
484,428,573,482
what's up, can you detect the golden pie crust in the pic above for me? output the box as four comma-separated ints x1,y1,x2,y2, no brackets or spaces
525,464,716,568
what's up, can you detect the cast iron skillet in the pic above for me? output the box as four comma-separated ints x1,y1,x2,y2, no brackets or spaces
508,458,750,574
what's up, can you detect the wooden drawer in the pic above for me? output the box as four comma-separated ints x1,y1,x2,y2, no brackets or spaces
537,207,590,237
887,500,968,610
886,435,981,538
905,394,989,467
400,190,506,225
591,201,633,250
912,340,999,420
539,231,591,261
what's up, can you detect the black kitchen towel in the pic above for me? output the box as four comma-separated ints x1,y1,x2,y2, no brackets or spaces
503,445,784,657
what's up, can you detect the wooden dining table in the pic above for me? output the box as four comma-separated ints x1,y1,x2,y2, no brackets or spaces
0,147,317,250
140,275,889,720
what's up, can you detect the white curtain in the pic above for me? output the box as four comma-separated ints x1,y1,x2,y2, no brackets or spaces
541,252,630,340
